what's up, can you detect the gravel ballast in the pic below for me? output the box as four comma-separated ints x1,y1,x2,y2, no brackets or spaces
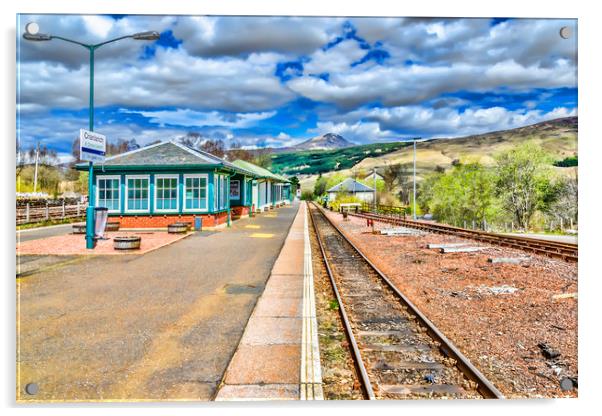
323,210,577,398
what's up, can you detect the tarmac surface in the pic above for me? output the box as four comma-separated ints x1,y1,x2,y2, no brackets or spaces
17,202,300,402
16,223,74,243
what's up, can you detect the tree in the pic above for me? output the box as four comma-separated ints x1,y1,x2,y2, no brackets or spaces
289,176,300,194
200,139,226,158
381,164,402,193
313,174,328,198
417,172,442,214
494,143,555,230
72,136,140,160
253,151,272,169
179,132,202,149
420,161,498,227
544,168,577,228
228,141,253,162
396,163,412,205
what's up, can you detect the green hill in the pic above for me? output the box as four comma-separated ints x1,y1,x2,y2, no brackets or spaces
295,117,577,192
270,141,414,175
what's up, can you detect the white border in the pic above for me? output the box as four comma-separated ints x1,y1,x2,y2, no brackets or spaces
153,174,179,213
95,174,121,214
183,173,209,212
7,3,602,416
124,174,151,213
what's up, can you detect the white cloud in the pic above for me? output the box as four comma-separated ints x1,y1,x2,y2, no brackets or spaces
310,120,397,143
288,59,575,109
17,15,578,152
173,16,336,57
323,105,577,140
18,46,295,112
121,108,276,128
304,39,365,74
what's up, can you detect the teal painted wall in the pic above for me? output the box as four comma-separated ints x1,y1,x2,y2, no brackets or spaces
93,169,220,215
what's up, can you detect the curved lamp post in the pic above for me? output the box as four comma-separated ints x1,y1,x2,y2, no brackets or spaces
23,23,159,249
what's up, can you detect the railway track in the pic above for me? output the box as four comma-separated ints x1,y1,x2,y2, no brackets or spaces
348,211,578,262
308,203,503,400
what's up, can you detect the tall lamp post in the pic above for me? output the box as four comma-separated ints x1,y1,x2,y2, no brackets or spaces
413,139,417,220
23,23,159,249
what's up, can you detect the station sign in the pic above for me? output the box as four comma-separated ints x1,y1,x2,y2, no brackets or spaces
80,129,106,163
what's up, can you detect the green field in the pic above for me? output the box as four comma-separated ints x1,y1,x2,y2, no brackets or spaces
270,141,413,175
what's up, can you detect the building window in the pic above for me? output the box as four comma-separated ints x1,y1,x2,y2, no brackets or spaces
213,174,228,210
97,175,120,212
184,174,208,211
126,175,149,212
155,175,178,211
221,175,228,209
230,179,240,200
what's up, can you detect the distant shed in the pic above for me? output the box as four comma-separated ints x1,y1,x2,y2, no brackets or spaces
326,178,374,203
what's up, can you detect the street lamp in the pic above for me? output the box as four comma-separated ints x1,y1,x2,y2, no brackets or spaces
23,24,159,249
413,139,417,220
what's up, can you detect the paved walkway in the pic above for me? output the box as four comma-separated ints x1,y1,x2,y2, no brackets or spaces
17,231,191,256
216,202,323,401
17,202,299,402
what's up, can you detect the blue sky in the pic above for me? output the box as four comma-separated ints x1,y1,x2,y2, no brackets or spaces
17,15,577,161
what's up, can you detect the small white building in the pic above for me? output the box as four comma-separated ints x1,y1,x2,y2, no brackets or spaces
327,178,374,203
363,171,384,182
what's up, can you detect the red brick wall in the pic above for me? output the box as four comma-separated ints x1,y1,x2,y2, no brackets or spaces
111,212,228,228
231,206,250,219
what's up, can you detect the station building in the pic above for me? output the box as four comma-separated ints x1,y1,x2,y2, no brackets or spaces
232,159,291,213
76,141,290,228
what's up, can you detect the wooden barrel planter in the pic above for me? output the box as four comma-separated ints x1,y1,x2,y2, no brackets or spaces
179,221,192,231
105,221,120,232
72,223,86,234
168,222,188,234
113,236,141,250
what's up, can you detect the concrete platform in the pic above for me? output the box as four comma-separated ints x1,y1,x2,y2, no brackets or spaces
17,202,301,402
216,202,323,401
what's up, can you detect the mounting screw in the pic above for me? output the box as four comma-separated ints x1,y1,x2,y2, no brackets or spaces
559,26,571,39
25,383,39,395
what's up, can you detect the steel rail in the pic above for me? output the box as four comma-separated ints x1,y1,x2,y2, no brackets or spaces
350,211,577,262
308,204,376,400
312,203,504,399
356,211,577,249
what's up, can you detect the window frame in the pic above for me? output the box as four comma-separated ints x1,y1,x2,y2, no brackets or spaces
221,175,228,209
125,174,151,213
95,175,121,213
154,174,179,213
230,179,240,200
183,173,209,213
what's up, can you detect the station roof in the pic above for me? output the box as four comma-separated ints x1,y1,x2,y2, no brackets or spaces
327,178,374,193
75,141,256,176
232,159,290,183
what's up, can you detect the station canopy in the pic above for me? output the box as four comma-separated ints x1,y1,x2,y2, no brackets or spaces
232,159,290,183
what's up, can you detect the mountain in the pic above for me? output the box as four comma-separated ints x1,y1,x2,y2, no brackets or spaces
286,117,578,190
291,133,354,151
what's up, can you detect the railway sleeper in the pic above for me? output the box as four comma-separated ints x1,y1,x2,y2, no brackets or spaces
379,383,466,397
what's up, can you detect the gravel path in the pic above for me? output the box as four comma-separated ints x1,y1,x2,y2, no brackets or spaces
323,210,577,398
